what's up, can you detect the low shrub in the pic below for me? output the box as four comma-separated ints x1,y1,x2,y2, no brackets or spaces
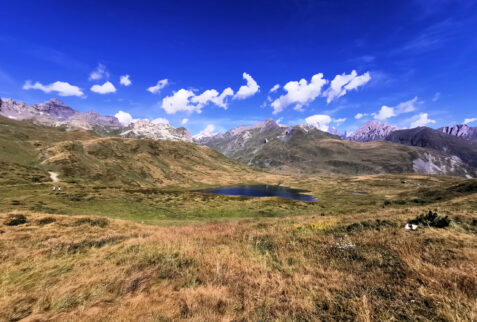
38,217,56,225
74,217,109,228
346,219,397,232
408,210,450,228
4,214,27,226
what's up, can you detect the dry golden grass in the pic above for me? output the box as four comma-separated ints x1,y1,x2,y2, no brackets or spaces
1,198,476,321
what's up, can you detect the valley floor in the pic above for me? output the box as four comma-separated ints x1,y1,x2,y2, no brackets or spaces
0,174,476,320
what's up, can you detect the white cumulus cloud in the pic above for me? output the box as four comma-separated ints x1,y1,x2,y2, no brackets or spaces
194,124,216,139
233,72,259,100
191,87,234,109
151,117,169,125
161,87,234,114
269,84,280,93
410,113,436,128
323,70,371,103
373,106,396,121
271,73,327,114
373,97,419,121
120,75,131,86
89,63,109,81
464,118,476,124
181,118,189,125
23,80,84,97
115,110,133,126
162,89,196,114
90,81,116,94
304,114,332,131
147,79,169,94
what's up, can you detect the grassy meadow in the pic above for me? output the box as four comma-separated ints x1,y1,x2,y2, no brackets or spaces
1,173,476,320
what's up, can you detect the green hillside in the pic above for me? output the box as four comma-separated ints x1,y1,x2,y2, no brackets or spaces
0,116,272,188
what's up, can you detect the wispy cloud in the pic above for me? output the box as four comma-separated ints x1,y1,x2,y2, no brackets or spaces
147,79,169,94
464,118,476,125
89,63,109,81
390,18,464,56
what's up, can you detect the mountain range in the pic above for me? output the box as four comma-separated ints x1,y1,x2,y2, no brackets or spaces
0,98,193,141
1,97,476,178
345,120,477,171
198,118,475,177
347,119,477,144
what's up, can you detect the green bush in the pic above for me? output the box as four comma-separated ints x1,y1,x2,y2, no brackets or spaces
408,210,450,228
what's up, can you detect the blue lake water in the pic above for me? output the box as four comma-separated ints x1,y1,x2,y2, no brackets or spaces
198,185,317,202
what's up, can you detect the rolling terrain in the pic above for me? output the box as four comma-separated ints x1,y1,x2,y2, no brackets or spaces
0,115,272,188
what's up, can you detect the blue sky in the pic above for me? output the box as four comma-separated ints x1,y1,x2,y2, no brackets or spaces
1,0,476,135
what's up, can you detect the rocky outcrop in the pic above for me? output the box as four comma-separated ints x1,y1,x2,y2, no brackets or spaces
120,119,193,142
438,124,477,142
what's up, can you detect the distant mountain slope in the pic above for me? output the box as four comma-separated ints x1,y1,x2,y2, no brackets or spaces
0,115,270,187
195,118,297,157
347,120,399,142
0,98,122,130
0,97,192,142
385,127,477,169
198,119,475,177
438,124,477,142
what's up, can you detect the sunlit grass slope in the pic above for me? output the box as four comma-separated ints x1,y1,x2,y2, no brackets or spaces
1,194,476,321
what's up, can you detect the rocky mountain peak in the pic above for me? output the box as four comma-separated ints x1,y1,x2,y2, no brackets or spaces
33,98,75,120
348,120,399,142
